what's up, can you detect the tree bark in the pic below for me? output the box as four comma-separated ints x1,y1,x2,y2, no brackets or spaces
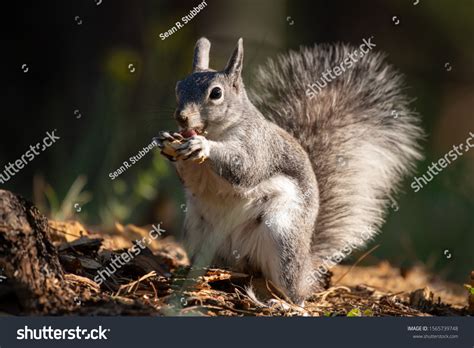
0,189,77,314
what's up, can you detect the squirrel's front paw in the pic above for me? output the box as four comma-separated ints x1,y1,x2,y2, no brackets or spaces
176,135,210,163
154,131,184,161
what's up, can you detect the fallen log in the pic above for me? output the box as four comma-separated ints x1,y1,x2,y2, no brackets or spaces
0,189,79,314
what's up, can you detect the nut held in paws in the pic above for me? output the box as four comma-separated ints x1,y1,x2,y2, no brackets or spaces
162,139,182,158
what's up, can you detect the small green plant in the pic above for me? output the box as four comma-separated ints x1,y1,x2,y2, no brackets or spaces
463,284,474,295
346,308,361,317
346,308,374,317
362,309,374,316
41,175,91,220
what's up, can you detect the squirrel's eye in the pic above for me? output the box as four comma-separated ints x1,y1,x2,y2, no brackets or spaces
209,87,223,100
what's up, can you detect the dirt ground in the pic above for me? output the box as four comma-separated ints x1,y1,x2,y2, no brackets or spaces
0,189,472,316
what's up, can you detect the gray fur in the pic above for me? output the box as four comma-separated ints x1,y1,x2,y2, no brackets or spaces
193,37,211,72
250,43,424,276
158,38,423,304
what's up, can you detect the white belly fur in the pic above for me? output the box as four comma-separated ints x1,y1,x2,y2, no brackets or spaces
177,161,303,285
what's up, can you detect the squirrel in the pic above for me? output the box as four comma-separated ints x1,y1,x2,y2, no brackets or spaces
155,37,423,304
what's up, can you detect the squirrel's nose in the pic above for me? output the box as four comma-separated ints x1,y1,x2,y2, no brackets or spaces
175,111,188,126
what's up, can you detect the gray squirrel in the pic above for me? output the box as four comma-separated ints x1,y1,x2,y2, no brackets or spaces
156,37,423,304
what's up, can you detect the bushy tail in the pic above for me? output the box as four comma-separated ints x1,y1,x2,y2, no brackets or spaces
250,43,423,260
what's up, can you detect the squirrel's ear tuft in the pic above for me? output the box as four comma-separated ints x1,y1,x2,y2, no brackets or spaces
193,37,211,72
224,38,244,80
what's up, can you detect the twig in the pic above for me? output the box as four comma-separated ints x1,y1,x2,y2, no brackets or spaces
115,271,157,296
334,244,381,285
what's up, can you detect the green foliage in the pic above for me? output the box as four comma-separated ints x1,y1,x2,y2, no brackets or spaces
464,284,474,295
44,176,91,221
99,152,171,227
346,308,374,317
346,308,361,317
363,309,374,317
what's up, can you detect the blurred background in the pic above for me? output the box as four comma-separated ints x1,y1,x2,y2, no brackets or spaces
1,0,473,283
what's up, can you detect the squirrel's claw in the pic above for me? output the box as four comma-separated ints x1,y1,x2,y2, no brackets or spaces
176,135,210,163
157,131,176,142
154,131,173,148
183,151,208,163
172,132,184,141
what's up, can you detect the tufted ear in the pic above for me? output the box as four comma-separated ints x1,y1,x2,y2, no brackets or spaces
224,38,244,86
192,37,211,72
